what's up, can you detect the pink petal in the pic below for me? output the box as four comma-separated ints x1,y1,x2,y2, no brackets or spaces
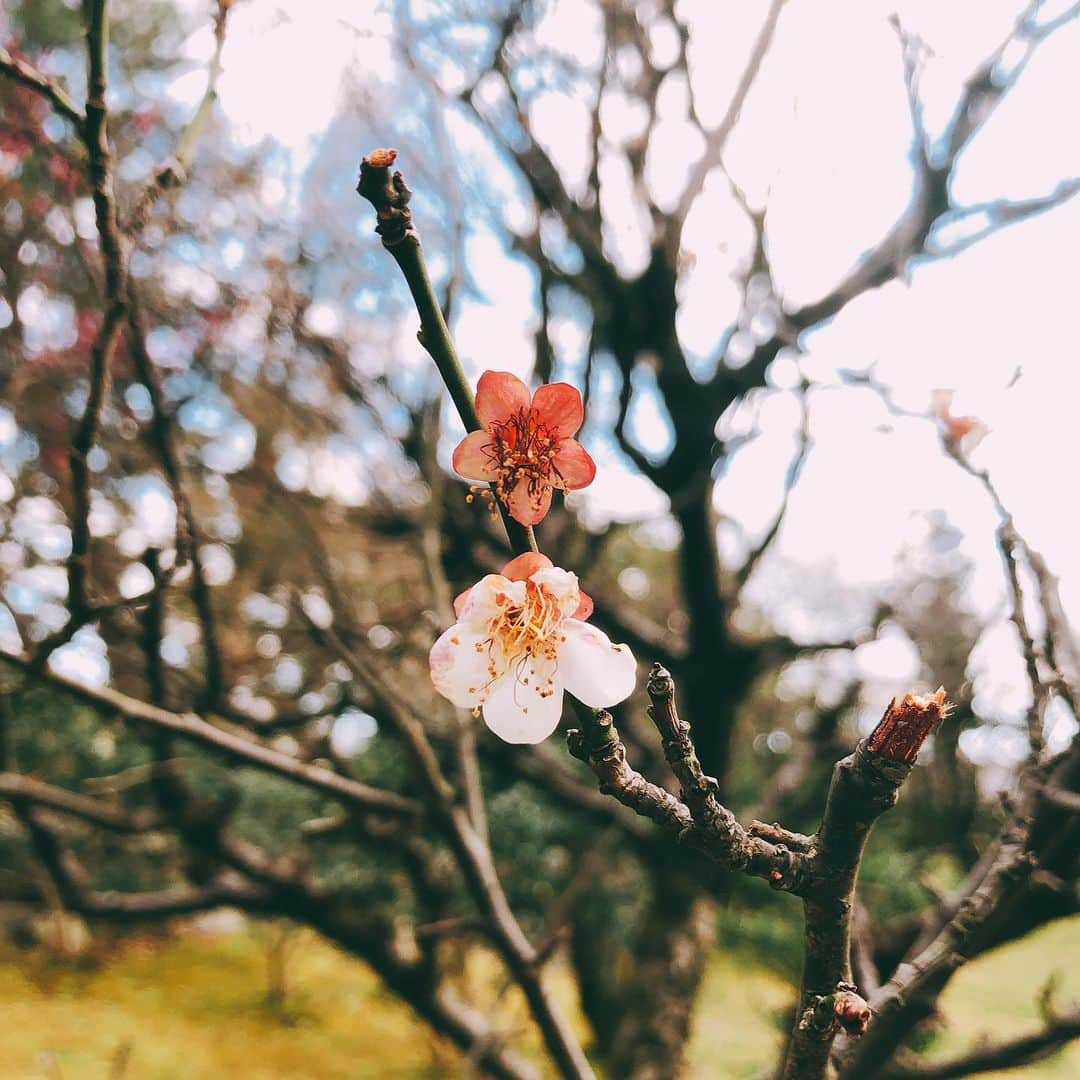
558,619,636,708
476,370,531,428
501,552,553,581
531,382,584,438
453,587,472,617
452,430,499,482
549,438,596,490
573,589,594,621
506,480,553,527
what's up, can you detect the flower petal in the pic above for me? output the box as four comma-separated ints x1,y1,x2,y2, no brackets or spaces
482,666,565,744
476,370,531,428
531,382,584,438
453,587,472,618
501,552,553,581
452,430,499,481
530,566,580,618
430,626,505,710
458,575,526,632
506,480,553,526
549,438,596,490
573,589,594,621
558,619,636,708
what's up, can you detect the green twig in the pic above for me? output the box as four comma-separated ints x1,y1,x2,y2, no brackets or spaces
356,149,537,556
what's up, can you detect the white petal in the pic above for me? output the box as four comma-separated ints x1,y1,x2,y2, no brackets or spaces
529,566,580,617
482,663,565,744
430,625,505,709
459,575,526,633
558,620,637,708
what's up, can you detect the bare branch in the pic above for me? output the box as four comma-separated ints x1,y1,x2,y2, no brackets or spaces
736,385,811,591
884,1006,1080,1080
567,671,810,893
671,0,788,241
782,691,950,1079
123,0,232,235
927,179,1080,259
0,44,83,126
0,652,422,820
786,4,1078,331
839,799,1039,1077
0,772,159,833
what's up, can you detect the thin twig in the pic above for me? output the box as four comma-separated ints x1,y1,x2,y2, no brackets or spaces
0,44,83,126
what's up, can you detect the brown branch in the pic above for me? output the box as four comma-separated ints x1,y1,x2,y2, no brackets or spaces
458,10,609,275
646,664,809,889
782,691,950,1080
736,385,810,590
0,652,421,820
50,0,127,648
567,672,810,894
75,880,270,919
127,288,225,704
884,1006,1080,1080
927,179,1080,259
838,798,1039,1077
0,44,83,126
0,772,159,833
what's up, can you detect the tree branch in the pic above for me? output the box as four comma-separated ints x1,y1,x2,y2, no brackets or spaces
782,690,950,1079
671,0,788,242
0,44,83,126
884,1006,1080,1080
0,652,421,819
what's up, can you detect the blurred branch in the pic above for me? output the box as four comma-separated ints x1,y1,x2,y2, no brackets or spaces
303,615,595,1079
0,44,83,126
785,2,1079,332
457,4,608,274
735,384,811,591
942,434,1069,756
128,289,225,704
756,603,892,667
51,0,127,656
926,179,1080,259
0,772,160,833
883,1005,1080,1079
671,0,788,245
0,651,422,819
124,0,232,234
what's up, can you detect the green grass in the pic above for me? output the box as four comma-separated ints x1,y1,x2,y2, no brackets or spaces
0,917,1077,1078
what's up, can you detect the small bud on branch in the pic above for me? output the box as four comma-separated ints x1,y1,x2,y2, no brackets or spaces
356,148,416,248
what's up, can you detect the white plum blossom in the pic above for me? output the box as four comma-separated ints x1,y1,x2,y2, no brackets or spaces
430,552,636,744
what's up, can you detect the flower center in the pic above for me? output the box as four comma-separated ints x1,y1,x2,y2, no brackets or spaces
472,580,569,705
488,408,565,507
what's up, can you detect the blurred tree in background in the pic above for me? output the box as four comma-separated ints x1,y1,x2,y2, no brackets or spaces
2,1,1079,1077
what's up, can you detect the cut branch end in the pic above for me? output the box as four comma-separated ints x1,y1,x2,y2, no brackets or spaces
867,688,950,764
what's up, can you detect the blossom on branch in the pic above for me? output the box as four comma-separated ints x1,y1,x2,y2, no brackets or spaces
452,371,596,526
430,552,635,744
